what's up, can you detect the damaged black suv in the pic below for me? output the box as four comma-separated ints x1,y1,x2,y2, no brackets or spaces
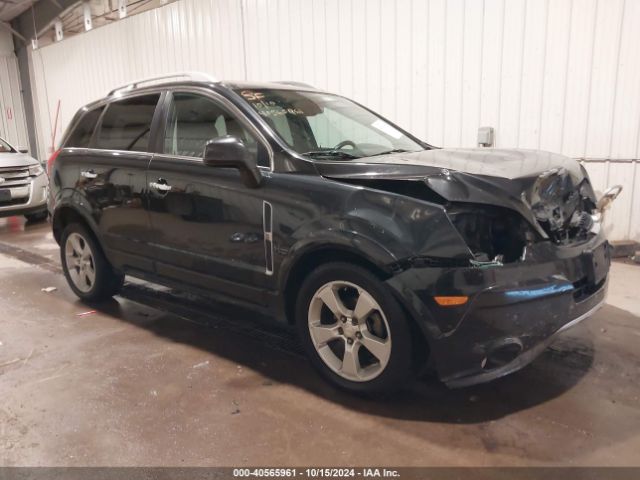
49,73,618,393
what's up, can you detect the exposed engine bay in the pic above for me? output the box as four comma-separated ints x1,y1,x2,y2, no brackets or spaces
445,204,536,264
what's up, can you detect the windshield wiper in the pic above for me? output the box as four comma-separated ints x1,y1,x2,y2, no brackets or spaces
301,150,360,160
368,149,410,157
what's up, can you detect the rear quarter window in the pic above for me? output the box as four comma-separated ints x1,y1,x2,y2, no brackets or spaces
65,106,104,148
95,94,160,152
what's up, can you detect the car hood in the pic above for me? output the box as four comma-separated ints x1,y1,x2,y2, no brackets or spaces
315,148,584,180
0,152,39,168
316,148,596,238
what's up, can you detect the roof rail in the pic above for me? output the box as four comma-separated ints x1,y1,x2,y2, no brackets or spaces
108,71,218,96
272,81,317,89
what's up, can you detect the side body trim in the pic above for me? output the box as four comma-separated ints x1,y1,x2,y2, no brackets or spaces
263,200,274,276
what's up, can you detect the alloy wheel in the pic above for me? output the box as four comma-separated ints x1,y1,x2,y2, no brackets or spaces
307,280,392,382
65,233,96,293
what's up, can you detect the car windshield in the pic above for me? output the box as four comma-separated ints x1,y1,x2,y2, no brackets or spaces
236,88,423,159
0,138,14,153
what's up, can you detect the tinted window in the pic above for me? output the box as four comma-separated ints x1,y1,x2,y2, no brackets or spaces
66,106,104,148
96,94,160,152
164,93,268,167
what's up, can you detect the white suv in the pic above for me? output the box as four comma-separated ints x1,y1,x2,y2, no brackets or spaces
0,136,49,222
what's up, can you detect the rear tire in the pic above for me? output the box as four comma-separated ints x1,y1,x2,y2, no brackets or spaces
60,223,124,302
296,262,413,394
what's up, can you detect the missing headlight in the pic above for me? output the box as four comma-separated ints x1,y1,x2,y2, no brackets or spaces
447,204,537,263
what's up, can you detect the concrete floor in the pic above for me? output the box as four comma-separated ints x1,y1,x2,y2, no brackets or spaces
0,217,639,467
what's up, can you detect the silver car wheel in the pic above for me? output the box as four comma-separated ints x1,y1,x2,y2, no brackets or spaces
65,233,96,293
308,280,392,382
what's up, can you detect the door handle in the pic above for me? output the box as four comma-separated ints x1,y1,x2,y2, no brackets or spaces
150,181,172,192
81,170,97,179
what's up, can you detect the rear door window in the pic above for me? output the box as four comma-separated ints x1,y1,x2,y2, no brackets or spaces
95,94,160,152
65,106,104,148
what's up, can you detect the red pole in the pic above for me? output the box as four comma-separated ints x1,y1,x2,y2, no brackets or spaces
51,100,61,153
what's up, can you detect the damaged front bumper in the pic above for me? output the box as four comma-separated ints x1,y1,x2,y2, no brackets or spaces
387,231,610,388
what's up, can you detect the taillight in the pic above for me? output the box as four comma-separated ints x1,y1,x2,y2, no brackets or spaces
47,148,61,175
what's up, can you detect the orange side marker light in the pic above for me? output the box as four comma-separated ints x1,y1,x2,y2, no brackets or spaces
434,296,469,306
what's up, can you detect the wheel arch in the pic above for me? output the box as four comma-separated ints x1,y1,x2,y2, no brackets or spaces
52,204,104,253
281,244,392,326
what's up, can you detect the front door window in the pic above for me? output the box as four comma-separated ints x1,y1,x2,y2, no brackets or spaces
164,93,267,167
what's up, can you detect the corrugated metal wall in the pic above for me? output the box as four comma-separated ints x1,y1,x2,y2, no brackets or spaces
0,30,29,150
0,54,28,147
29,0,640,241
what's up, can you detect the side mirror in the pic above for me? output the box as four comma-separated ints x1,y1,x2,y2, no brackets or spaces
18,147,29,154
203,136,262,188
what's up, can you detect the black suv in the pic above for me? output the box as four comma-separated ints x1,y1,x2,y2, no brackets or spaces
49,73,615,393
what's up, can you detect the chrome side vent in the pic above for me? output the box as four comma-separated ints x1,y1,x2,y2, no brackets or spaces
263,201,274,275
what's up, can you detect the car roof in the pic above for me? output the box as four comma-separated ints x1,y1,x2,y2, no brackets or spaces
81,78,320,109
219,80,319,91
71,74,326,135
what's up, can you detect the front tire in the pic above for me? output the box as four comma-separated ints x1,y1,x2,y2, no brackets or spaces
60,223,124,302
296,262,413,394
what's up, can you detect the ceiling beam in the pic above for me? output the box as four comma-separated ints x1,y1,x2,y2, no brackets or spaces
0,19,26,42
9,0,77,46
